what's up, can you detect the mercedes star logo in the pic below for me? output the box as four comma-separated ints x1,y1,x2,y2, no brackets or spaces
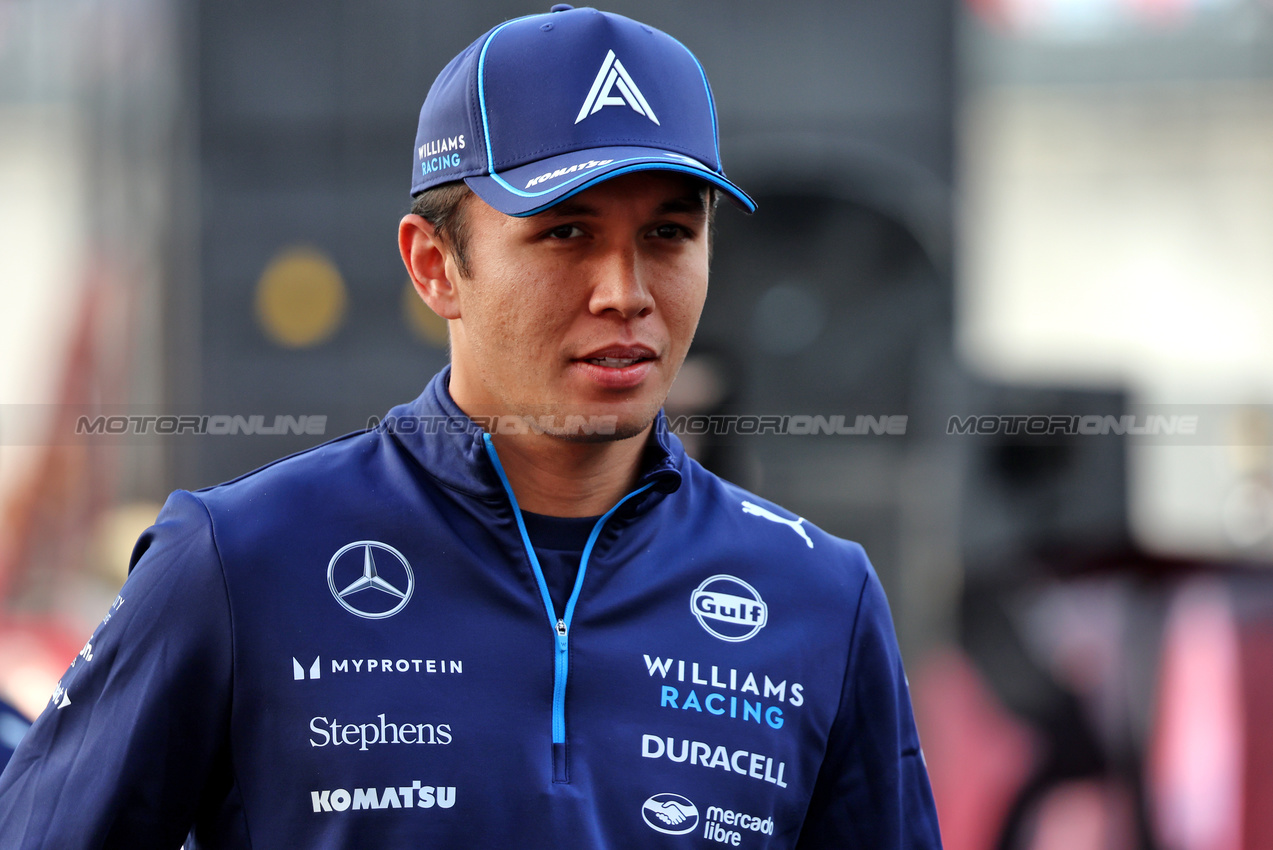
326,541,415,619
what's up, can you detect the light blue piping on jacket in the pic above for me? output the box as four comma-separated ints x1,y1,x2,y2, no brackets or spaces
481,432,654,744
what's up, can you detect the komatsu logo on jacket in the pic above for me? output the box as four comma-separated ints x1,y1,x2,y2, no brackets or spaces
310,782,456,813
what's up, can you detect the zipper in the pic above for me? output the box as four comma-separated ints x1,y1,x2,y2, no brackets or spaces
482,433,653,784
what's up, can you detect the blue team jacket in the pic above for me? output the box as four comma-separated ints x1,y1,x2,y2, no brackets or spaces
0,369,941,849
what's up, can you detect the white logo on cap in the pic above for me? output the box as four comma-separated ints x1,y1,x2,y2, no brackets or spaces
575,50,659,125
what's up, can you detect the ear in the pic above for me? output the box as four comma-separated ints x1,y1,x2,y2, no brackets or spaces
399,214,461,320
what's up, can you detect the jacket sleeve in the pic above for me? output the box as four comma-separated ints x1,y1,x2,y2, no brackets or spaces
795,563,943,849
0,490,235,849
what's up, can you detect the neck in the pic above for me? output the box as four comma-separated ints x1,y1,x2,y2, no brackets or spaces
487,430,649,517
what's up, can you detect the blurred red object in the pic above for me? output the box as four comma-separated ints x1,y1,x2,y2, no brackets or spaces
1149,580,1243,850
1240,621,1273,850
0,616,81,721
914,648,1039,850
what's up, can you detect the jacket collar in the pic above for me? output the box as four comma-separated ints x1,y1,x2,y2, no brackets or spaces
381,367,684,509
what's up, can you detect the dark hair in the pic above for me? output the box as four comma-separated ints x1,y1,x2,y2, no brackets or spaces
410,181,475,278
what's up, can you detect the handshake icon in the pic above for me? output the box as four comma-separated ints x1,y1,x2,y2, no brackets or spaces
640,794,700,835
645,798,694,825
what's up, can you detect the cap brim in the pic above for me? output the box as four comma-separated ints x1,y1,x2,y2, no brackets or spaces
465,146,756,217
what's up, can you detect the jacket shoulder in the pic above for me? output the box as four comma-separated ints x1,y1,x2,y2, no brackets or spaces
192,428,382,507
177,427,414,572
679,458,873,591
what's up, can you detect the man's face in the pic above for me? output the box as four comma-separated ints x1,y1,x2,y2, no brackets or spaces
445,171,712,441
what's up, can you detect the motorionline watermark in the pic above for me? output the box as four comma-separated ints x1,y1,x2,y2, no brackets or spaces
29,405,1273,445
376,413,619,437
55,411,910,441
75,414,328,436
374,413,909,438
946,414,1198,437
667,414,907,436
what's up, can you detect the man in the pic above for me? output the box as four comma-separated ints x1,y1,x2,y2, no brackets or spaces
0,6,941,848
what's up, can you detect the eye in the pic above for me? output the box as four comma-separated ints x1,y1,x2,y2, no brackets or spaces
650,223,691,240
546,224,584,240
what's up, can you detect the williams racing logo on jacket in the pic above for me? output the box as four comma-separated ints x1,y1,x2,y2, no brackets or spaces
691,575,767,641
642,655,804,731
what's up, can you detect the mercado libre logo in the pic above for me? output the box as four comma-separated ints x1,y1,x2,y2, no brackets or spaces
327,541,415,619
641,793,699,835
690,575,768,642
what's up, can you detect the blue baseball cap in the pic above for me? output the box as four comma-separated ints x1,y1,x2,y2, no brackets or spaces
411,5,755,216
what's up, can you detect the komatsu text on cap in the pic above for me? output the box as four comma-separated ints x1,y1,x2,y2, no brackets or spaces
411,4,755,216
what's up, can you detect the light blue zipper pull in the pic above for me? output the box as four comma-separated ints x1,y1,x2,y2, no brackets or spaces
556,619,567,637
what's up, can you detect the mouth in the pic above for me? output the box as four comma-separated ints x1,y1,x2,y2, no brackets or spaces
583,356,647,368
575,346,657,369
571,345,659,390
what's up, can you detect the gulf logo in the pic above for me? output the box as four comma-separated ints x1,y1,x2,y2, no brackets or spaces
690,575,768,642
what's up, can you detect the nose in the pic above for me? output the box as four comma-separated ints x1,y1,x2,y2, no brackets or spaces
588,244,654,320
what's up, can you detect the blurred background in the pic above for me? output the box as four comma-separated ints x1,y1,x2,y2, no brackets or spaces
2,0,1273,845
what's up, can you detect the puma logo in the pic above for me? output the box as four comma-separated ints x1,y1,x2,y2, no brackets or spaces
741,501,814,549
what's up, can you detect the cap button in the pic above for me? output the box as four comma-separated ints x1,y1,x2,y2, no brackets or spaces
550,4,573,11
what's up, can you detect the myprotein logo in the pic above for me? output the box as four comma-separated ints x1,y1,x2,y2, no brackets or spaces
691,575,768,642
642,793,699,835
293,657,321,680
311,782,455,813
291,656,463,681
327,541,414,619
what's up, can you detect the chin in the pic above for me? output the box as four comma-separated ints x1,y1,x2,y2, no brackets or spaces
535,403,658,444
554,419,652,444
507,389,664,443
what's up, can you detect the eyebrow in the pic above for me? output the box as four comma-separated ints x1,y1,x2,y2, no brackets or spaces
540,200,599,218
539,190,709,219
655,192,710,216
